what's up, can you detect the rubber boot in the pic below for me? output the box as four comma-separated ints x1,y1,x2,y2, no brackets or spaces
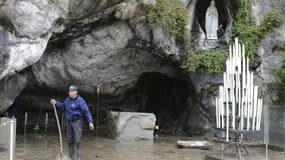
69,143,75,160
76,143,81,160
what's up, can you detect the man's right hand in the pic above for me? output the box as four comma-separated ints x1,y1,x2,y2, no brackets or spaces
50,99,56,105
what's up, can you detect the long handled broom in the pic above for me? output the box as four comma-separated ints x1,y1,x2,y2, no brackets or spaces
52,103,70,160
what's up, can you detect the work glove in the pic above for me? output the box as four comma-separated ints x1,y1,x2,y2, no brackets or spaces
50,99,56,105
89,123,94,131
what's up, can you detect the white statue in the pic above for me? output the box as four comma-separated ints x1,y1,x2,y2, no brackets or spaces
205,0,218,39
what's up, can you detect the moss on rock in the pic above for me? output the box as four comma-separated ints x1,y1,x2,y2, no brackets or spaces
147,0,189,43
181,50,228,74
232,0,284,65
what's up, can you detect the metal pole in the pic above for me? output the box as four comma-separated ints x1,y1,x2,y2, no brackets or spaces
96,85,101,139
10,120,13,160
265,143,268,160
264,104,269,160
45,113,48,133
61,112,64,131
9,118,16,160
24,112,28,136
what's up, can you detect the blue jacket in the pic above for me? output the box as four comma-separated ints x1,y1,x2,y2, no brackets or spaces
55,95,93,123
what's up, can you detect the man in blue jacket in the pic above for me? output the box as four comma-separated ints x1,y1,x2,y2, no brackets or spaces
51,85,94,160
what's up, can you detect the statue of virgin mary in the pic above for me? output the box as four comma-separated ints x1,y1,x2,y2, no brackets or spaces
205,0,219,39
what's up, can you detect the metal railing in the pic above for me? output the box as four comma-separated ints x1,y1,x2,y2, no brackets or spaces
22,112,65,135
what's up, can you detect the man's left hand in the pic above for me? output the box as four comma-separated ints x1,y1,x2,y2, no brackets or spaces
89,123,94,131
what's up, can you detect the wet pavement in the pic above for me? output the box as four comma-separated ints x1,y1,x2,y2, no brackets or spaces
8,134,285,160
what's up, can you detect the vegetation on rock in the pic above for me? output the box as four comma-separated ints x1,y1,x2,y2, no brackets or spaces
147,0,189,43
272,53,285,104
232,0,284,64
181,50,228,74
272,47,285,104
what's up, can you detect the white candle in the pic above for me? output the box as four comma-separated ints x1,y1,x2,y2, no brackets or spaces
216,97,219,128
249,73,253,126
256,99,262,131
230,45,233,73
236,71,240,118
218,97,221,128
256,99,260,131
226,92,229,142
221,86,224,128
242,57,246,88
252,86,258,130
232,79,236,130
257,99,263,130
237,45,241,74
246,71,251,130
241,93,244,130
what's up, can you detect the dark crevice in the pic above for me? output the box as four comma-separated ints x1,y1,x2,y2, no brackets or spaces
130,72,193,135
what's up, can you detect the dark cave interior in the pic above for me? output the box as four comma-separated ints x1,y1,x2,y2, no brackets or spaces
133,72,192,134
8,71,196,135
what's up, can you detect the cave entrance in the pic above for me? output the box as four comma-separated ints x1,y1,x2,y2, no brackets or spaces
195,0,229,38
134,72,190,134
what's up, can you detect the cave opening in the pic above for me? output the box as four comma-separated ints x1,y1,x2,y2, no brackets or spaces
133,72,192,135
6,71,197,136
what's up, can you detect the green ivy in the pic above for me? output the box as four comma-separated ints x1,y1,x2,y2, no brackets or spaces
181,50,228,74
147,0,189,43
232,0,284,64
272,58,285,104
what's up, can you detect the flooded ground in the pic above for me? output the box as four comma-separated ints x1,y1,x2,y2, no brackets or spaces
9,134,285,160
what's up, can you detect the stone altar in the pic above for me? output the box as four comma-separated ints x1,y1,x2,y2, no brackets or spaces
106,111,156,141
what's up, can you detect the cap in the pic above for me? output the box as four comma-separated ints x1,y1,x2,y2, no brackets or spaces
69,85,78,91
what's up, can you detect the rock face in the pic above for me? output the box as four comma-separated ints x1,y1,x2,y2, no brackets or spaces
0,27,50,80
253,0,285,106
0,74,27,113
0,0,69,110
5,0,191,135
30,21,182,100
251,0,285,26
106,111,156,140
257,22,285,105
3,0,68,38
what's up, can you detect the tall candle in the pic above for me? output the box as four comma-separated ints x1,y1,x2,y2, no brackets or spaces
216,97,219,128
221,86,225,128
252,86,258,130
232,80,236,130
246,71,251,130
258,99,263,130
257,99,261,131
250,73,253,126
226,92,229,142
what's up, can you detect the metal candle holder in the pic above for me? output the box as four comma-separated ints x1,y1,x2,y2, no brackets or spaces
216,38,263,138
214,38,263,159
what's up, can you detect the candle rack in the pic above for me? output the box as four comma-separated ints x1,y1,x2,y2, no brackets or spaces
213,38,264,160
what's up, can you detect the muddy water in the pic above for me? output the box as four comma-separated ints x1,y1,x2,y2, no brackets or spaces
12,134,285,160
